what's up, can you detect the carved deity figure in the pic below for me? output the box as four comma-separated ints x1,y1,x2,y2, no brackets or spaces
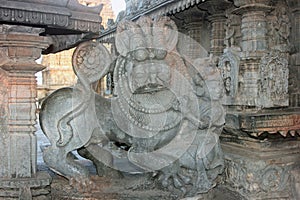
259,51,289,107
218,48,240,105
268,3,291,49
225,14,235,48
39,17,225,198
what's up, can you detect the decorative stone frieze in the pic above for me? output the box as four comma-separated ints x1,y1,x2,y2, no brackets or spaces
222,130,300,199
258,51,289,107
0,0,102,34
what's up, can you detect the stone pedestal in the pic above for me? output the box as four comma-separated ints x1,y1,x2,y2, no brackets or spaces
222,129,300,199
0,25,52,199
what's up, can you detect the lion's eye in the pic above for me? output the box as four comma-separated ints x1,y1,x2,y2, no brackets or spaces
134,49,148,61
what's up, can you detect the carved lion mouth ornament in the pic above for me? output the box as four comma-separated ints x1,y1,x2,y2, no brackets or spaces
39,16,225,197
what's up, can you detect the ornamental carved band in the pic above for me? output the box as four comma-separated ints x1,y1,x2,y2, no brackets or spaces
40,16,225,198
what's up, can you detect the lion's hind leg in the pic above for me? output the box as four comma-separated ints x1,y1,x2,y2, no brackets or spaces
43,145,89,178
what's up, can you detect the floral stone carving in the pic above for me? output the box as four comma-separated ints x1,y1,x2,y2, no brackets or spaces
40,16,225,198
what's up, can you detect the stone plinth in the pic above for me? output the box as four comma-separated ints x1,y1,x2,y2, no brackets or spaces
222,129,300,199
0,25,52,199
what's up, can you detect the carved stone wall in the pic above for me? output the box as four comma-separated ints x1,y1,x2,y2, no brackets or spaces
216,0,300,199
222,136,298,199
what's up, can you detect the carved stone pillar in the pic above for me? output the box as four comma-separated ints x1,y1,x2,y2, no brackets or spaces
199,0,232,57
287,0,300,107
0,25,52,199
207,15,227,56
174,7,210,60
232,0,271,106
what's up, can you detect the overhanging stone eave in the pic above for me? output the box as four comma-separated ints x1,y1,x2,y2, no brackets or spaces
0,0,71,15
0,1,102,34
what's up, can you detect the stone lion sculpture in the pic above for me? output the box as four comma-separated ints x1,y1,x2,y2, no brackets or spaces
40,16,225,198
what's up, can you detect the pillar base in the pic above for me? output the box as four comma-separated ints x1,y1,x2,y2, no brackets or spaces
0,172,52,199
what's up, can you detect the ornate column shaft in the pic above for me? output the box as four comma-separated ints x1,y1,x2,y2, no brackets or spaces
199,0,232,57
240,10,268,58
208,14,227,56
232,1,271,106
287,0,300,107
174,7,210,60
0,25,51,199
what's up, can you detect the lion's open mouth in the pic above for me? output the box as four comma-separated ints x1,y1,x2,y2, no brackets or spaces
134,83,167,94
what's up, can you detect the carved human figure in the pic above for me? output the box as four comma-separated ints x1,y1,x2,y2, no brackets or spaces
225,14,235,48
276,7,290,44
269,4,291,47
221,61,232,94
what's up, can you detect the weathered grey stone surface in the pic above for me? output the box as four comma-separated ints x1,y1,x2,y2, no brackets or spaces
39,16,226,199
0,0,299,199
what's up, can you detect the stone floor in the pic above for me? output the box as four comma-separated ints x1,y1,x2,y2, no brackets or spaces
35,122,245,200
